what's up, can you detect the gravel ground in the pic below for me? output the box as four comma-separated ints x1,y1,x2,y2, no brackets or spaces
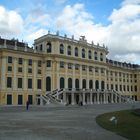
0,102,140,140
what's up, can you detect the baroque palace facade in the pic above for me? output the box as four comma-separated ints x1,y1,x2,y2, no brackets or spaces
0,32,140,105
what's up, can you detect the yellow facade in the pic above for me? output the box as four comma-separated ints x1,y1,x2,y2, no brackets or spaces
0,33,140,105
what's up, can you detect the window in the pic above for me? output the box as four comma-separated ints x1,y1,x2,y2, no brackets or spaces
18,58,23,64
37,79,42,89
75,47,78,57
68,63,72,69
47,42,52,53
7,66,12,72
38,69,41,74
28,68,32,73
28,59,32,66
67,46,71,55
60,61,64,68
46,60,51,67
8,56,12,63
60,44,64,54
18,67,22,72
89,66,92,72
101,68,104,73
38,60,42,67
95,67,98,73
100,53,103,61
94,51,98,60
28,79,32,89
40,44,43,51
82,65,86,71
134,74,137,78
82,49,85,58
18,78,22,88
135,86,137,92
75,64,79,70
88,50,92,59
7,77,12,88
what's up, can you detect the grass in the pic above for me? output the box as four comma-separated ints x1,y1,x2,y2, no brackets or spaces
96,109,140,140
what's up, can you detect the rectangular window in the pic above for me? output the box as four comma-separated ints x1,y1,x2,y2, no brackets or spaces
68,63,72,69
60,61,64,68
18,67,22,72
18,78,22,88
37,79,42,89
38,69,41,74
82,65,86,71
7,77,12,88
38,60,42,67
28,68,32,73
8,56,12,63
101,68,104,73
46,60,51,67
75,64,79,70
28,79,32,89
18,58,23,64
28,59,32,66
95,67,98,73
7,66,12,72
135,86,137,92
89,66,92,72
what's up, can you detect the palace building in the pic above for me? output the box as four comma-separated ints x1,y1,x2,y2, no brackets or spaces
0,32,140,105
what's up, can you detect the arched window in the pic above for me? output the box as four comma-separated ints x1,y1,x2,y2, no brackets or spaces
60,44,64,54
89,80,93,89
94,51,98,60
60,77,65,89
95,80,99,90
82,49,85,58
46,42,52,53
75,47,78,57
46,77,51,91
100,53,103,61
68,78,72,89
67,46,71,55
88,50,92,59
101,81,104,90
75,79,79,89
82,79,86,89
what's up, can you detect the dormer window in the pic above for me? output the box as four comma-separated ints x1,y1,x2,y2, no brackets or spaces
94,51,98,60
67,46,71,55
47,42,52,53
60,44,64,54
88,50,92,59
75,47,78,57
82,49,85,58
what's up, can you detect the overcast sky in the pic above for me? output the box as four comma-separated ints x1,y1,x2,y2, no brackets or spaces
0,0,140,64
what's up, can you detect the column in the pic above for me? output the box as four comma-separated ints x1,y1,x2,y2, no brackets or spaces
71,93,75,105
79,65,82,89
90,92,93,104
86,66,89,89
23,59,27,90
97,93,99,104
63,92,67,105
111,93,114,103
1,57,6,90
72,64,75,89
82,92,86,105
13,58,17,90
104,69,107,90
42,60,46,94
93,68,95,89
103,93,106,104
33,60,37,91
65,63,68,89
99,68,101,90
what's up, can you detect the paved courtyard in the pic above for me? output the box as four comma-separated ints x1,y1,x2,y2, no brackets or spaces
0,102,140,140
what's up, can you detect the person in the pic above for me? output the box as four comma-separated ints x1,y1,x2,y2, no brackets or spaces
26,100,29,110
